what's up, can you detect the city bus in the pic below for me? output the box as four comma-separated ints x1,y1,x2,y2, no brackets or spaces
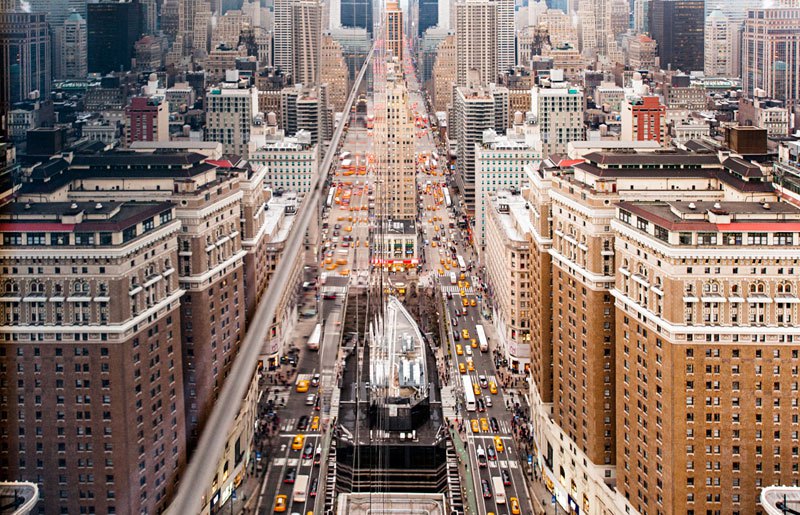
292,474,309,502
475,324,488,352
462,375,476,412
326,187,335,208
307,323,321,351
443,187,452,208
456,255,466,271
492,477,507,504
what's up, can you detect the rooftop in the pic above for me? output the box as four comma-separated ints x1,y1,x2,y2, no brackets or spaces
617,200,800,232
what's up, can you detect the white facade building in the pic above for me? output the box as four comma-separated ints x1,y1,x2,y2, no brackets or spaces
250,129,319,193
530,74,584,157
205,81,260,158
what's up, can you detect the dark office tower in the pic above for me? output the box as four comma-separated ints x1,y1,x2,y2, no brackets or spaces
418,0,438,36
340,0,374,35
0,12,50,134
87,1,143,74
649,0,705,72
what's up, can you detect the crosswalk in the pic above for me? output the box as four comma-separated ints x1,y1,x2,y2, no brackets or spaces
322,285,348,295
440,285,475,295
487,460,518,469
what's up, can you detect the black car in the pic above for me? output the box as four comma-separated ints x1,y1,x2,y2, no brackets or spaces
314,397,321,411
303,443,314,459
490,417,500,432
283,468,297,484
501,468,512,486
310,478,319,497
453,330,460,341
452,318,458,326
481,479,492,498
487,446,497,461
477,398,485,412
297,416,309,431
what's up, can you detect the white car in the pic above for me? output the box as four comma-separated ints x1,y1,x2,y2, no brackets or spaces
305,394,316,406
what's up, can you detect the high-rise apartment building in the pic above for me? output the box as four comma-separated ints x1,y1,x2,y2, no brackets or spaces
205,81,260,158
293,0,322,85
375,62,416,220
320,35,350,112
539,8,578,48
274,0,294,75
485,191,534,371
613,199,800,515
451,83,509,211
455,0,497,86
529,76,583,158
620,95,667,145
280,84,332,145
126,96,170,147
386,1,404,62
0,201,187,515
649,0,704,72
742,5,800,106
475,128,540,251
528,148,785,515
495,0,514,73
431,34,456,112
705,9,739,78
0,12,50,130
87,1,143,74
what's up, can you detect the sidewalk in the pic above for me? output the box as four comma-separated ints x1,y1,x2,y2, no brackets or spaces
448,426,478,515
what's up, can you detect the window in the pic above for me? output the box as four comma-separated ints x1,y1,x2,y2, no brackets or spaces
654,225,668,242
774,232,793,245
697,233,717,245
679,233,693,245
26,233,46,245
637,217,649,231
748,233,768,245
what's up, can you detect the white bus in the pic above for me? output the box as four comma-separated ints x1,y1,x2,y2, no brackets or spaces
475,324,488,352
462,375,476,412
443,187,452,208
339,151,351,161
307,323,321,351
456,255,466,271
449,272,457,284
326,187,335,208
492,477,507,504
292,474,309,503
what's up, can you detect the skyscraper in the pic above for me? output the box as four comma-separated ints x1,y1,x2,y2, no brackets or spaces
496,0,515,72
386,0,404,62
0,12,50,128
87,1,143,74
293,0,322,85
742,4,800,106
55,12,88,80
375,62,416,219
455,0,497,86
704,9,739,77
418,0,438,36
649,0,705,72
274,0,294,75
340,0,374,34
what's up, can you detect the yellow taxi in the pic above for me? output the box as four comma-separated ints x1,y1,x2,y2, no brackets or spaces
345,226,352,232
510,497,521,515
292,434,305,450
489,381,498,395
470,338,478,349
471,419,480,433
459,272,466,280
336,258,347,266
459,289,466,297
439,258,445,265
311,416,320,431
274,494,288,512
444,263,450,271
457,280,464,288
437,268,444,276
461,329,470,340
459,362,466,374
340,269,350,276
462,298,469,307
467,358,475,372
473,383,481,396
432,241,438,247
456,344,463,356
464,281,470,289
324,257,333,264
494,436,504,452
296,380,310,393
480,418,489,432
470,299,477,307
326,264,337,271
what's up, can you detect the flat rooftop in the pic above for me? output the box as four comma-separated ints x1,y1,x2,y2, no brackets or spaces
337,492,447,515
